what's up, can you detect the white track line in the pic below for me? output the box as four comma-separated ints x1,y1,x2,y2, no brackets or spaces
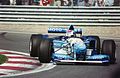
0,69,15,72
3,54,27,57
0,63,38,69
8,58,40,63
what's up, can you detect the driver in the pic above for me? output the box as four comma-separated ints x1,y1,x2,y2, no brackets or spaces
66,30,76,37
66,25,76,37
66,30,83,46
65,25,85,49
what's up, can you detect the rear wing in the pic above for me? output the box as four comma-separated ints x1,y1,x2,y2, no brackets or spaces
48,28,82,34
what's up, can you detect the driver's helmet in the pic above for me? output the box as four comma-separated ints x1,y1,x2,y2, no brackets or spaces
66,25,76,37
66,30,76,37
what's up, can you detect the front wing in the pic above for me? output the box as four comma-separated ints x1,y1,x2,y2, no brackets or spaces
56,60,109,64
52,54,110,64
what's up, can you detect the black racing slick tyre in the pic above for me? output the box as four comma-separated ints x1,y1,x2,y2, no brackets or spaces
101,40,116,64
29,34,42,57
87,36,101,54
38,39,53,63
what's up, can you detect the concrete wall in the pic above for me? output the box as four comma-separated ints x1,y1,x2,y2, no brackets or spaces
0,24,119,38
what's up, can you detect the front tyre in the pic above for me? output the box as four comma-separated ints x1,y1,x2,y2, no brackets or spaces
29,34,42,57
101,40,116,64
38,39,53,63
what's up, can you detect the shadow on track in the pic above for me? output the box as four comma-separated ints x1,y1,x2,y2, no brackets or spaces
111,67,120,78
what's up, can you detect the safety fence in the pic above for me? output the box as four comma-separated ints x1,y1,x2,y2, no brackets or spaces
0,5,120,26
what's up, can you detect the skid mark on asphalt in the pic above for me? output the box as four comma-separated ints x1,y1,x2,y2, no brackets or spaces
0,49,56,77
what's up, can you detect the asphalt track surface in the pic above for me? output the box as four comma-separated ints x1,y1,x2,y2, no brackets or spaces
0,32,120,78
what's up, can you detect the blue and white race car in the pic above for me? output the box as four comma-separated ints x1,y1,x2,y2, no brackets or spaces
29,25,116,65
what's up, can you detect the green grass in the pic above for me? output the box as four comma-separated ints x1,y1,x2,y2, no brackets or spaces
0,54,8,64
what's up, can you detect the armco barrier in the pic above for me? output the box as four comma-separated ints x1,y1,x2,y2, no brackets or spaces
0,5,120,26
0,5,120,38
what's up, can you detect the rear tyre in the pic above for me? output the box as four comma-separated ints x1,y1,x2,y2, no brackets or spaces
87,36,101,54
38,39,53,63
101,40,116,64
29,34,42,57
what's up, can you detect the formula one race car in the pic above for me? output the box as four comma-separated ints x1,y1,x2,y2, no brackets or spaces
29,25,116,65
